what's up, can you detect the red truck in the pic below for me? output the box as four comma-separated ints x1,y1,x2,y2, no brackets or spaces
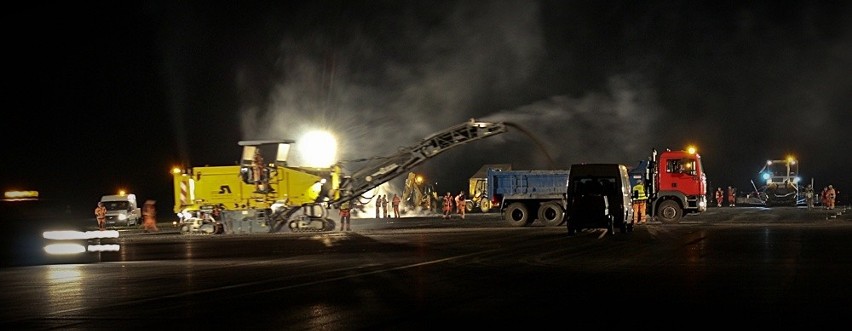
632,147,708,223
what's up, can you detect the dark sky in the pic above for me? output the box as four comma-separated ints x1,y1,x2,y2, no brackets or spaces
3,0,850,215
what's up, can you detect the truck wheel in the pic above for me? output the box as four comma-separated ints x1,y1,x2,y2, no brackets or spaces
537,201,564,227
465,201,475,213
505,202,531,227
657,200,683,224
479,198,491,213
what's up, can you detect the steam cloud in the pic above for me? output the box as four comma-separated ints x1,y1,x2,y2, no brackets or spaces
236,1,660,197
227,0,851,200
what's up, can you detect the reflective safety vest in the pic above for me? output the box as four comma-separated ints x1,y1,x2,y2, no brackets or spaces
632,183,647,201
95,206,107,219
339,202,351,217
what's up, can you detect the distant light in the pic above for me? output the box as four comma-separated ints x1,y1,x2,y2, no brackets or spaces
794,177,801,183
762,173,770,180
4,190,39,199
686,146,697,154
299,130,337,168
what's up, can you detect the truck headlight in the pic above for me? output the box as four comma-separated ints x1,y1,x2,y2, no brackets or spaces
118,214,127,221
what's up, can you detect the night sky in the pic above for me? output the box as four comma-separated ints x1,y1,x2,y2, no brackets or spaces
3,1,850,216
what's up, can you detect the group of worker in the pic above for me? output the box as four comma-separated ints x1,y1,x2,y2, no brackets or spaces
369,191,468,220
804,184,839,210
373,194,403,219
442,191,466,219
714,186,738,207
712,183,837,210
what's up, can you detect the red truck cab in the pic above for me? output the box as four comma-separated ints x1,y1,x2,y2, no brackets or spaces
649,148,707,223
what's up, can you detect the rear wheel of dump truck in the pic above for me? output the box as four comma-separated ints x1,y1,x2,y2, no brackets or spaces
657,200,682,224
538,201,564,227
505,202,531,227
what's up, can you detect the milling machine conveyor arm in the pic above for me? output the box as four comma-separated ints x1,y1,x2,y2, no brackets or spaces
335,120,507,206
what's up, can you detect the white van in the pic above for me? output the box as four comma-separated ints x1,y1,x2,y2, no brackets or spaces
99,194,142,228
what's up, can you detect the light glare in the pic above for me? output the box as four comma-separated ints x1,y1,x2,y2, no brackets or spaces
43,230,120,240
44,243,86,255
299,131,337,167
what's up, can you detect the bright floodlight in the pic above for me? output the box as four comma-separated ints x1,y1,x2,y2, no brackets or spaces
300,130,337,168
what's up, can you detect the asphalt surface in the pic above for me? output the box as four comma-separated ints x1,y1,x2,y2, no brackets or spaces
1,205,850,329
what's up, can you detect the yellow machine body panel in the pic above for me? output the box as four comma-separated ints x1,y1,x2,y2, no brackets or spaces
173,165,328,214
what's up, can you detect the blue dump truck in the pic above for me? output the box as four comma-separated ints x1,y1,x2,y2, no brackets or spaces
487,168,570,227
